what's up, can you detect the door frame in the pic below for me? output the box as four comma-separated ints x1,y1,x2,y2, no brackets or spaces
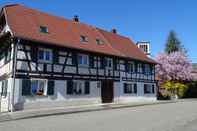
101,80,114,103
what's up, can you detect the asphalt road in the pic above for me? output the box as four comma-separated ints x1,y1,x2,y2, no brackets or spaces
0,101,197,131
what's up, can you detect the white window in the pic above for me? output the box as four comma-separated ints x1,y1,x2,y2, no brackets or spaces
78,54,89,66
128,62,135,73
31,79,47,96
145,64,151,75
106,57,113,68
124,83,137,94
67,80,90,95
80,35,88,42
96,39,104,45
38,48,52,62
0,80,8,97
137,63,143,73
144,84,155,94
40,26,48,33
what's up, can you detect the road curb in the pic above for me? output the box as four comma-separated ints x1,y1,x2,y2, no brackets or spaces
0,99,196,123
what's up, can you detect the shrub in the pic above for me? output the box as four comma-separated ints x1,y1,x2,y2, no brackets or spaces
162,81,188,98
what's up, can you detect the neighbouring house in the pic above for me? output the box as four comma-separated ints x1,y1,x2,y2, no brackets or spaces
0,4,157,112
136,41,151,57
192,63,197,80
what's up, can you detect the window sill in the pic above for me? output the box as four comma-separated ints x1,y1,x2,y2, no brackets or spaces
38,60,52,64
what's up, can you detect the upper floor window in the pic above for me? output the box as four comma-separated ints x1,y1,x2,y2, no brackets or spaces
80,35,88,43
145,64,151,75
106,57,113,68
38,48,52,62
39,26,48,33
128,62,135,73
96,39,104,45
137,63,143,73
78,54,89,66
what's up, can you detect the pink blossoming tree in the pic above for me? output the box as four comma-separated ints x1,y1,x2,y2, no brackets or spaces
155,51,193,83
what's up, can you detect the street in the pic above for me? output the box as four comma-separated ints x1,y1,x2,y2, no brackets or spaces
0,101,197,131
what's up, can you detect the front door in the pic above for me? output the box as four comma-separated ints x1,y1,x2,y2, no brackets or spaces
101,80,114,103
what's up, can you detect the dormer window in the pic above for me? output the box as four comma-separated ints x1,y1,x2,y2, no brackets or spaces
80,35,88,42
40,26,48,33
96,39,104,45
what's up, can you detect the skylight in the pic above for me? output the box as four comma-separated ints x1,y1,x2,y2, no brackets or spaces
80,35,88,43
39,26,48,33
96,39,104,45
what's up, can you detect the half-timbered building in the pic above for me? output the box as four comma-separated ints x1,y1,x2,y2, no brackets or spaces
0,4,157,112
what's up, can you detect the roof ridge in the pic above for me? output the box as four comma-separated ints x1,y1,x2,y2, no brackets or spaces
2,3,21,8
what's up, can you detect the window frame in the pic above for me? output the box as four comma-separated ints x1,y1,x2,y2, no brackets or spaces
38,48,53,63
80,35,88,43
106,57,113,69
30,79,48,96
1,80,8,97
137,63,143,73
39,26,49,33
96,39,104,45
128,61,135,73
78,54,89,67
144,84,155,94
124,83,137,94
67,80,90,95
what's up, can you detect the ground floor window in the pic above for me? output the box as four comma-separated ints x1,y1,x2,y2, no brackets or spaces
124,83,137,94
22,79,54,96
67,80,90,95
144,84,155,94
1,80,8,97
31,80,47,96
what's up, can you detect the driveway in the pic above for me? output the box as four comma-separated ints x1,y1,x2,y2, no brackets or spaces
0,100,197,131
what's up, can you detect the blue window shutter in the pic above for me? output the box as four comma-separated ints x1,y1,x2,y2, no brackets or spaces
47,81,54,95
53,50,59,64
85,81,90,94
67,80,73,94
22,79,31,96
134,83,137,93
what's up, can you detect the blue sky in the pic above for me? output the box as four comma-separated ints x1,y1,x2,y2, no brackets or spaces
0,0,197,62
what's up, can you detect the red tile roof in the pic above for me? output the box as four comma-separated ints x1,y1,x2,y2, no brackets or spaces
2,4,156,64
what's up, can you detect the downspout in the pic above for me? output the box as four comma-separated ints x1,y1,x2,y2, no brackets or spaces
10,38,20,112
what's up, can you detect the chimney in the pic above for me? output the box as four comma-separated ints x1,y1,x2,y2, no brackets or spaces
73,15,79,22
111,28,117,34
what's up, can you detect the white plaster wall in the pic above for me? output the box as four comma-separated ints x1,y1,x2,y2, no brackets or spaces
13,79,101,110
114,81,157,103
0,78,13,112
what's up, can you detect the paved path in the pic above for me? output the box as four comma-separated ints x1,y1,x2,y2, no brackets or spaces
0,101,197,131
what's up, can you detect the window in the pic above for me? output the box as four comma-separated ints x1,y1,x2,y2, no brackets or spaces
145,64,151,75
137,63,143,73
1,80,8,97
124,83,137,94
106,58,113,68
22,79,54,96
31,80,47,96
38,48,52,62
128,62,135,73
96,39,104,45
144,84,155,94
67,80,90,95
40,26,48,33
80,35,88,42
78,54,89,66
